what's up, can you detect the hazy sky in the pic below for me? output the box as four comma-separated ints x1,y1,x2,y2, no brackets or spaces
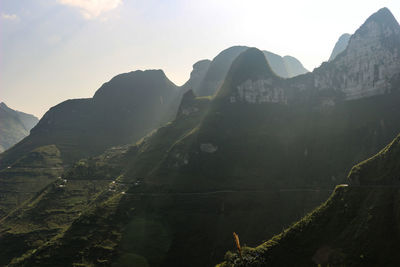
1,0,400,118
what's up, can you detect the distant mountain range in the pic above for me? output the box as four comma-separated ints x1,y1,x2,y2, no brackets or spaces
0,48,308,169
0,70,181,168
0,7,400,267
329,33,351,61
0,102,38,153
193,46,308,97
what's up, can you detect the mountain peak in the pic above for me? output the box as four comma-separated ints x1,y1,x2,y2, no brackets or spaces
224,47,276,87
365,7,398,27
354,7,400,38
93,69,176,101
216,48,286,104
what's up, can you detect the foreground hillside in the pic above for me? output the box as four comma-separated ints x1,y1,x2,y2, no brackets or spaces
218,133,400,267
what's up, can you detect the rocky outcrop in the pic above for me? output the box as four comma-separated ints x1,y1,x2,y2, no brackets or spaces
314,8,400,100
195,46,308,97
200,143,218,153
214,9,400,108
233,79,287,104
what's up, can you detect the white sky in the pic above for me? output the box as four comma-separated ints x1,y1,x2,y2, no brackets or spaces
1,0,400,118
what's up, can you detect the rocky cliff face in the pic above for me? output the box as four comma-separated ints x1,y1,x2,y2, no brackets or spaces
314,8,400,100
233,79,287,104
233,8,400,106
0,145,63,218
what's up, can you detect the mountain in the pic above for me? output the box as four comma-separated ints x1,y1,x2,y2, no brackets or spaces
181,59,211,93
218,133,400,266
314,7,400,100
263,51,308,79
0,145,63,218
0,103,38,153
282,55,309,77
194,46,308,97
0,70,181,168
0,70,181,219
328,33,351,61
1,7,400,267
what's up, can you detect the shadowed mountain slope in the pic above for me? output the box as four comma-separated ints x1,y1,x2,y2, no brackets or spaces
218,134,400,267
0,70,180,168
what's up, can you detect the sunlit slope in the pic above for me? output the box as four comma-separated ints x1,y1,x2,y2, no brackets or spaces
194,46,308,97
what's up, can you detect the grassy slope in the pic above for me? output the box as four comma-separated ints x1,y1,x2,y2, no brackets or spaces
0,103,38,153
0,94,210,266
0,145,63,218
218,134,400,267
0,145,135,266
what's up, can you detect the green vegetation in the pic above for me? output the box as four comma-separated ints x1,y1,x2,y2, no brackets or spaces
218,134,400,266
1,46,400,266
0,145,63,218
0,70,182,168
1,9,400,265
194,46,308,97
